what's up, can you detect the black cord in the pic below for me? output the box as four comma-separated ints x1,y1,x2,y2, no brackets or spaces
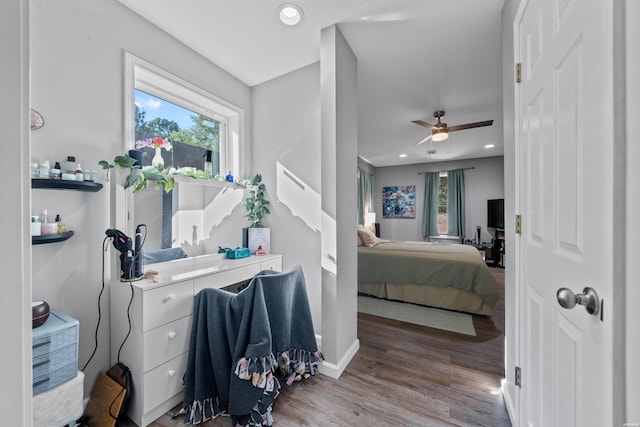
117,281,134,364
116,225,146,364
81,236,110,372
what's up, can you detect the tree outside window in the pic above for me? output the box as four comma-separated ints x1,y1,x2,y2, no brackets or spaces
438,174,448,235
134,89,221,173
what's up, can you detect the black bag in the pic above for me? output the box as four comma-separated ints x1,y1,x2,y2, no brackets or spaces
106,362,133,421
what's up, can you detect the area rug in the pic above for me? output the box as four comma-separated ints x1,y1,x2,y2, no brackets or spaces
357,295,476,336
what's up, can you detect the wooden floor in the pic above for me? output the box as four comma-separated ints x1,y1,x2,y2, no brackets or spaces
132,267,511,427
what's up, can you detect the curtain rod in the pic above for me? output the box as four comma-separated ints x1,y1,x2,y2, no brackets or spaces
418,166,475,175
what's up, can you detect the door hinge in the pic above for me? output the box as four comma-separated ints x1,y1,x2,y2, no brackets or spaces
515,63,522,83
515,366,522,387
515,214,521,235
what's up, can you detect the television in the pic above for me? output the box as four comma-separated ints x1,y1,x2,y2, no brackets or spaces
487,198,504,229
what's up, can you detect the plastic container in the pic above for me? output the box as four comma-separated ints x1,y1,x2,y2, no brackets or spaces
41,223,58,235
30,216,41,236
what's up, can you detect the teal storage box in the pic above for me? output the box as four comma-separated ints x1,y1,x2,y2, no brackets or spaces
226,247,251,259
32,310,79,395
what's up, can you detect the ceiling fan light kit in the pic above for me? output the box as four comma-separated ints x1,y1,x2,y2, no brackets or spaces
413,110,493,145
431,129,448,142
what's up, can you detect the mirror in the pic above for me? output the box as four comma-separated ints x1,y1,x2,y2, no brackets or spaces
134,177,245,259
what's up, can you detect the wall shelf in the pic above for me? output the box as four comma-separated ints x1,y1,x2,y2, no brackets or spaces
32,231,74,245
31,179,103,192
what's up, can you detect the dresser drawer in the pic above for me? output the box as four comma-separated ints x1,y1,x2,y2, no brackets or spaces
33,344,77,378
143,353,188,411
142,280,193,332
33,362,77,395
194,264,261,293
260,257,282,272
143,316,192,373
33,317,78,358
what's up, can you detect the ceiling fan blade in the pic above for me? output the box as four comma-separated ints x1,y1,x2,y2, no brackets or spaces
412,119,438,130
447,120,494,133
416,134,432,145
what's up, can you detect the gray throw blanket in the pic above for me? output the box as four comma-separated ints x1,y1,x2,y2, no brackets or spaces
182,266,322,426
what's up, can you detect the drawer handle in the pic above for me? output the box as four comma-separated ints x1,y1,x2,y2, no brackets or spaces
168,331,177,340
168,369,176,377
164,294,177,303
33,377,50,387
33,359,50,368
33,340,51,349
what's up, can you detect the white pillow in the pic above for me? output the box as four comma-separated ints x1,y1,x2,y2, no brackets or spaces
357,225,379,247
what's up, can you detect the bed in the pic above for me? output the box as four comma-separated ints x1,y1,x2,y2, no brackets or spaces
357,227,499,316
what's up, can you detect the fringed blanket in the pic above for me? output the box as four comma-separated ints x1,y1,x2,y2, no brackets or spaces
182,266,323,426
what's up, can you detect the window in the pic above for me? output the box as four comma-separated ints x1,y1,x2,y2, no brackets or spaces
438,172,448,235
123,52,245,178
134,88,222,172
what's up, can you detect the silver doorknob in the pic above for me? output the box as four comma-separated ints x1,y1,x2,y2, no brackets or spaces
556,287,600,315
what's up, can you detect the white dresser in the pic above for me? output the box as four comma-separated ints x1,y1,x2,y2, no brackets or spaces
110,253,282,427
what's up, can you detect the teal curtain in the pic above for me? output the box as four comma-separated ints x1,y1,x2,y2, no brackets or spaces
422,172,440,238
357,168,373,225
447,169,466,238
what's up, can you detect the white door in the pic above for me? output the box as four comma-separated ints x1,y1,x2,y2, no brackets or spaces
516,0,618,426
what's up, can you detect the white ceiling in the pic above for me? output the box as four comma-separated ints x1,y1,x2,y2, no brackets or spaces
117,0,505,167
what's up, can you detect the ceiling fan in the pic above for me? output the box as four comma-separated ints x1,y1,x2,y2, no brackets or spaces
413,110,493,145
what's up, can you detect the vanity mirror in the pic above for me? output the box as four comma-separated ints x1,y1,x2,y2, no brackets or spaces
133,176,245,258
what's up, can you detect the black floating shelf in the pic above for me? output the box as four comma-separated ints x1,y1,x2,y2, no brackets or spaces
31,179,103,192
32,230,74,245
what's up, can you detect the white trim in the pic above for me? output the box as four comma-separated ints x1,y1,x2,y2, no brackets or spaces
501,379,517,426
318,338,360,379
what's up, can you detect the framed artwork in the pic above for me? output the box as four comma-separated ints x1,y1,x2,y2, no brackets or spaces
382,185,416,218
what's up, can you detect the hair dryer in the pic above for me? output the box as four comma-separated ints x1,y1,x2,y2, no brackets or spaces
106,228,135,281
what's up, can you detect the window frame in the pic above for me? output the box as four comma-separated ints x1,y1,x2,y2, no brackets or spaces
118,52,246,236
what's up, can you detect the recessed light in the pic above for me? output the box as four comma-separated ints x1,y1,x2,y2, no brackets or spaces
278,4,303,26
484,144,495,149
399,153,407,158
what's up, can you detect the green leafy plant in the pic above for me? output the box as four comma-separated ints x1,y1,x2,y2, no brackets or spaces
243,174,270,228
98,154,212,193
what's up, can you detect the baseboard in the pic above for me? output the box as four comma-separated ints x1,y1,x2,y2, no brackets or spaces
501,378,517,426
318,338,360,379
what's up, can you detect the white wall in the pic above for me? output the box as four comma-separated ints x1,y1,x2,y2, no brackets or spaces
318,25,360,377
373,156,504,243
251,62,323,334
30,0,252,395
0,0,32,424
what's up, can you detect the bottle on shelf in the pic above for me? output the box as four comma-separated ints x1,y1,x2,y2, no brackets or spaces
75,164,83,181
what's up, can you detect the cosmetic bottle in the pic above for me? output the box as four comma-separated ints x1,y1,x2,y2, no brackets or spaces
65,156,78,174
75,164,83,181
204,150,213,176
38,161,50,179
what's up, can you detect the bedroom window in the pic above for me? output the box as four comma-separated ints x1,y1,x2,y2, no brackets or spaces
438,173,448,235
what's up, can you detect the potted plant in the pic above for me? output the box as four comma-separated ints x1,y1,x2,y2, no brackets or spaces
242,174,271,254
